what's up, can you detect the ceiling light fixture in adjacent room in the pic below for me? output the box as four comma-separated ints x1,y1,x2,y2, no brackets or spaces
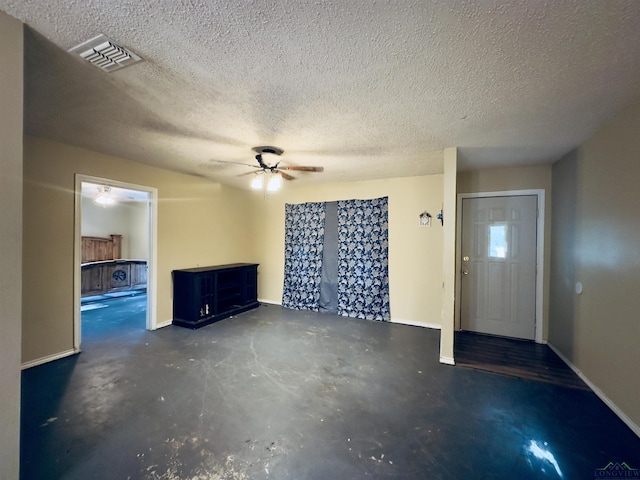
93,186,116,207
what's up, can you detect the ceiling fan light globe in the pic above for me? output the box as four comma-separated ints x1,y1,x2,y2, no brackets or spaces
267,173,282,192
251,175,264,190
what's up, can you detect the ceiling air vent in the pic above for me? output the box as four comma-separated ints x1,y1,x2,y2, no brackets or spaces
69,34,142,73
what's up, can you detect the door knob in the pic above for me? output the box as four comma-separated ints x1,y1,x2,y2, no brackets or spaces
462,270,469,276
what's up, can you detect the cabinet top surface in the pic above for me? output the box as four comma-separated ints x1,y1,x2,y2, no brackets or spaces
82,259,147,267
173,263,259,274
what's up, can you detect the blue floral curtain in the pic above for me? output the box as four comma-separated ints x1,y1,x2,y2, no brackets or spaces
281,202,326,311
336,197,390,321
282,197,390,321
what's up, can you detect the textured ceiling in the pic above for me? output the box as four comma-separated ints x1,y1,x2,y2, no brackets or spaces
3,1,640,189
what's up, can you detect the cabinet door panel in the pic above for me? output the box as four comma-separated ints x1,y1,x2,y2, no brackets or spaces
81,265,105,294
105,264,131,290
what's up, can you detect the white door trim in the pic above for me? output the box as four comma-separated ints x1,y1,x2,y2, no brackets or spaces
74,174,159,352
455,189,545,344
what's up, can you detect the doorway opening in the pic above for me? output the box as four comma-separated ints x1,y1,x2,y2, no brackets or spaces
74,175,158,351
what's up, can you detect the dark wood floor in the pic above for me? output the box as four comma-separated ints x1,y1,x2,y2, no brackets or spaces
455,331,590,390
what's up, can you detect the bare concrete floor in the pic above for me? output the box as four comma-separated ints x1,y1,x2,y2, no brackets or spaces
21,297,640,479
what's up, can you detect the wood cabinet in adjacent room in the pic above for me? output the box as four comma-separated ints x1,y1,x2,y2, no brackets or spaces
81,260,147,297
172,263,259,329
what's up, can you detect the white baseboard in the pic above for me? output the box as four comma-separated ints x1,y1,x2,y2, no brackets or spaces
155,320,173,329
548,342,640,438
391,318,441,330
439,355,455,365
258,298,282,306
21,348,78,370
256,302,440,331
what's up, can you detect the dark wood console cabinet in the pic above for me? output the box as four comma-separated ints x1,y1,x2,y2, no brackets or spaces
172,263,259,329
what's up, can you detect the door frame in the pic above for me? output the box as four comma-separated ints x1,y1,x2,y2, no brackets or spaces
73,174,159,352
455,189,545,344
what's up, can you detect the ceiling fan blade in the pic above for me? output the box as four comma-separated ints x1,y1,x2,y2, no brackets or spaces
278,166,324,172
208,160,259,168
279,171,296,181
237,169,263,177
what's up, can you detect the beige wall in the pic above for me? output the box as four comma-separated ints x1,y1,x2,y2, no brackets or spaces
129,201,150,259
251,174,445,327
23,136,255,364
550,101,640,432
439,148,457,363
457,164,553,339
0,11,23,480
457,164,552,194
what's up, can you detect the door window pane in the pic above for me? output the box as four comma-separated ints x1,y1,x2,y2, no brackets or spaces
489,225,507,258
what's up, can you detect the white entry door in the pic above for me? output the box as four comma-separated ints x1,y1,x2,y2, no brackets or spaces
460,195,537,340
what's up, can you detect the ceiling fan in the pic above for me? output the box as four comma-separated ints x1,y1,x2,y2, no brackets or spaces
250,146,324,179
241,146,324,192
201,146,324,191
